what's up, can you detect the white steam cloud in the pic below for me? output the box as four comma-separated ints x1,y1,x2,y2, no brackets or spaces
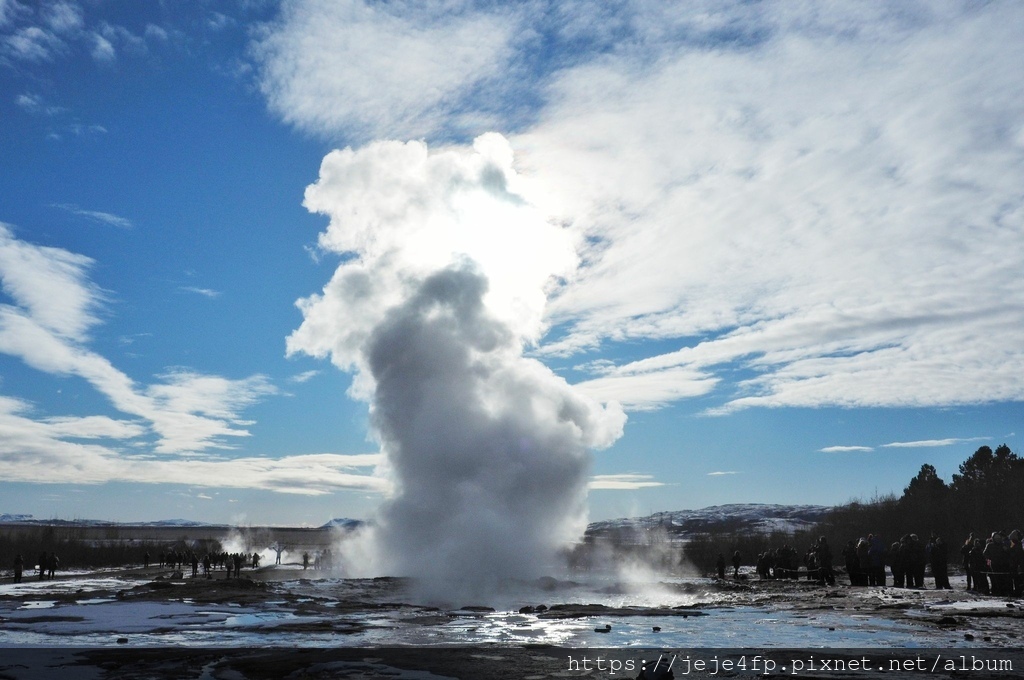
288,134,625,598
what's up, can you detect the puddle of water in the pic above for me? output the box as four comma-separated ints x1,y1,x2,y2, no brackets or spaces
0,573,1002,649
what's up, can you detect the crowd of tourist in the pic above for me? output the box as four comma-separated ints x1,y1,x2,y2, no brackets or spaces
720,529,1023,596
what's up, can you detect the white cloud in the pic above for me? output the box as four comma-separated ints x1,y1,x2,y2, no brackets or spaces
0,0,16,28
819,446,874,453
252,0,522,141
707,470,741,476
41,414,147,440
588,473,664,490
881,437,988,449
52,203,131,229
2,2,164,69
574,365,718,411
90,31,114,61
15,92,64,115
0,224,278,455
510,2,1024,413
4,24,64,61
178,286,220,298
254,2,1024,415
0,397,387,494
289,369,319,384
43,2,82,34
0,223,102,339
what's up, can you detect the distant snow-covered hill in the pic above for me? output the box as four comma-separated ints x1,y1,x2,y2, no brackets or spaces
0,515,223,527
135,519,226,528
321,518,364,531
2,505,828,536
586,503,832,539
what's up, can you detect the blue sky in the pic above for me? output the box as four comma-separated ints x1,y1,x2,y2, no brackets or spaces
1,0,1022,526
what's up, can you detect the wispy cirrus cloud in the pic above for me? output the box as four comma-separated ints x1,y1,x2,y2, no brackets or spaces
15,92,64,115
820,446,875,453
518,3,1024,414
252,0,523,142
0,396,386,494
178,286,220,298
0,223,276,455
707,470,741,476
881,437,989,449
588,473,664,490
52,203,131,229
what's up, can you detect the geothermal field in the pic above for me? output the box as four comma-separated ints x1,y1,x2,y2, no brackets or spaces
2,523,1024,679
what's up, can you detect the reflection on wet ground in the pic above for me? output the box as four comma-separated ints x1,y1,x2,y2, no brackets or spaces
1,570,1022,648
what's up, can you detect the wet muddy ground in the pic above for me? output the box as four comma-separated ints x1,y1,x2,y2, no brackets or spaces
1,566,1022,678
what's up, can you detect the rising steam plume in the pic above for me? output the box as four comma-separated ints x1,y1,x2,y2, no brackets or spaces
288,134,625,599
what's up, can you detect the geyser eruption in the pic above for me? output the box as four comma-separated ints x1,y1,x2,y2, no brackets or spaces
288,134,625,598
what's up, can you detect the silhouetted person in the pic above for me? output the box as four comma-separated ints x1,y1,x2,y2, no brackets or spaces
303,552,310,570
868,534,886,587
969,539,989,595
842,540,859,585
984,533,1011,595
1009,530,1023,597
889,541,904,587
252,552,260,569
38,552,47,581
928,534,950,589
910,534,927,588
716,553,725,579
961,534,975,591
274,544,284,565
144,551,150,569
13,554,24,583
191,553,199,578
816,537,834,585
732,550,741,578
47,552,58,580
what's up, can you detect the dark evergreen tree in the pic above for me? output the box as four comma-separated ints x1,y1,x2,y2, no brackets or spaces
950,444,1024,533
899,463,950,536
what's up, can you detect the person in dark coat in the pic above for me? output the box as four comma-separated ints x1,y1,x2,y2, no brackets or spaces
984,533,1011,596
732,550,741,578
928,534,951,589
868,535,886,587
716,553,726,579
969,539,989,595
889,541,904,588
961,534,975,590
904,535,926,588
816,537,834,585
13,554,24,583
1009,530,1023,597
843,540,859,585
